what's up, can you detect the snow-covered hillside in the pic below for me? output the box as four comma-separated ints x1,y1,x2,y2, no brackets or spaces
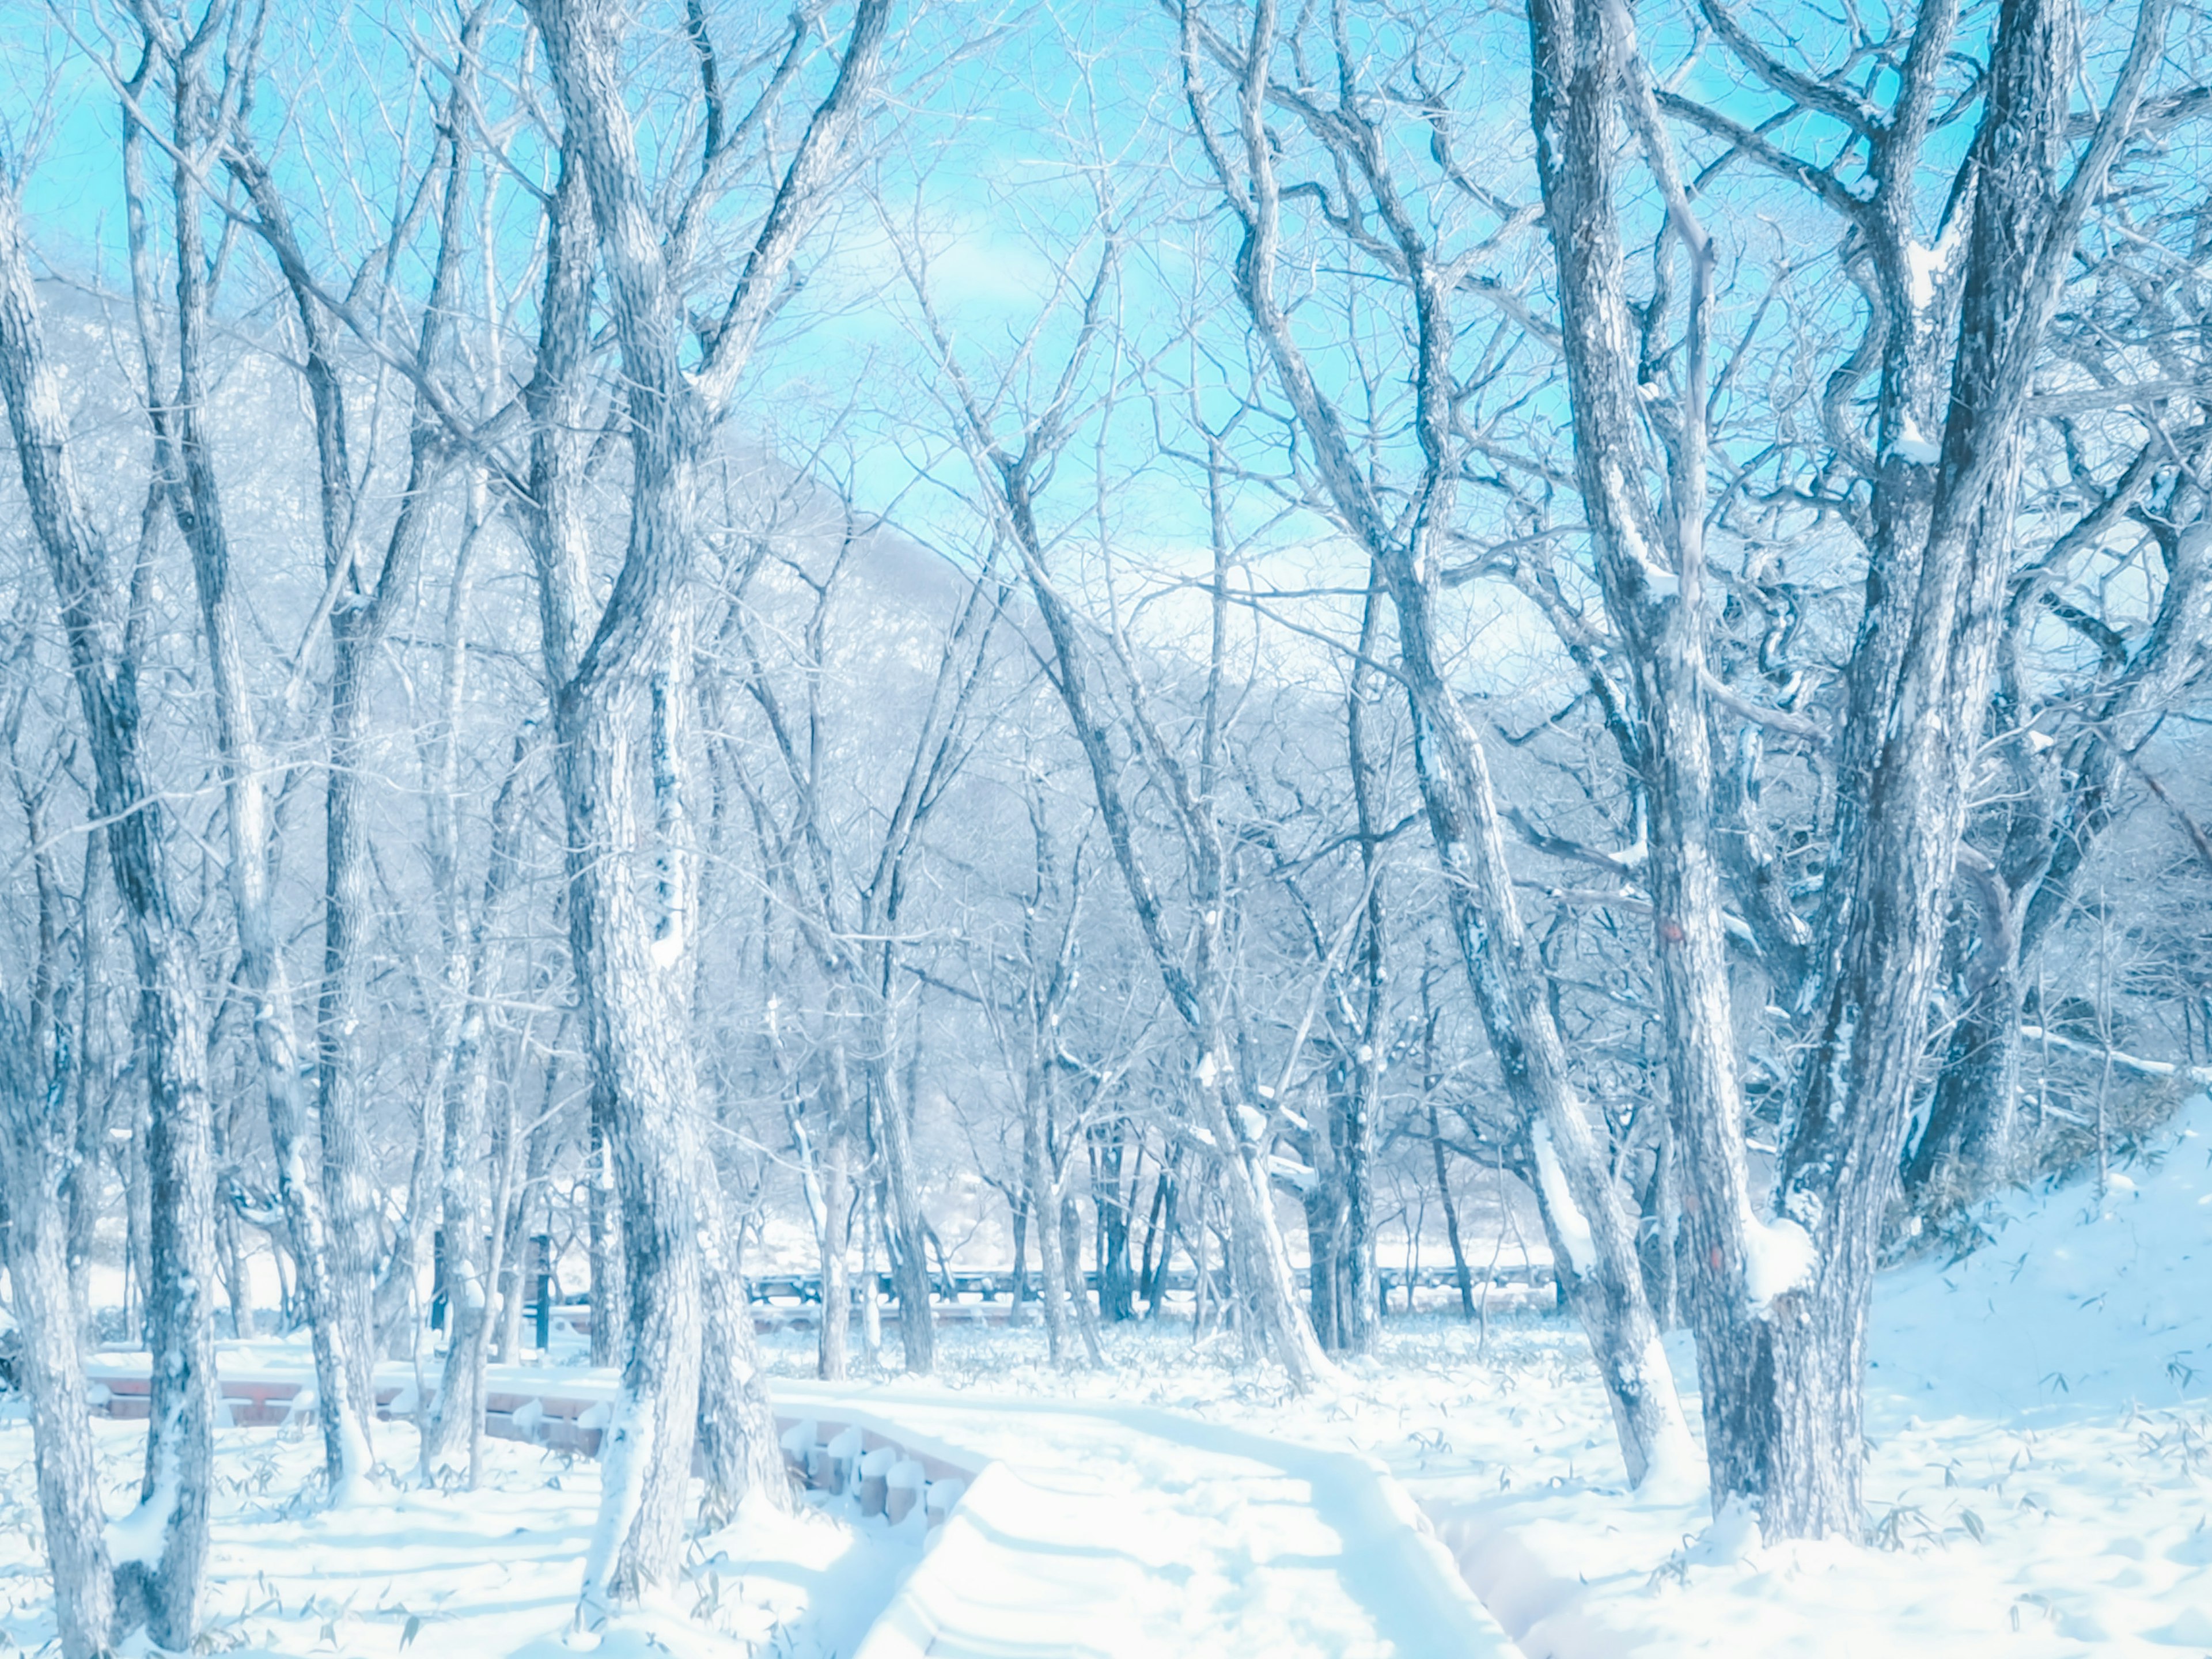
1406,1094,2212,1657
1874,1102,2212,1424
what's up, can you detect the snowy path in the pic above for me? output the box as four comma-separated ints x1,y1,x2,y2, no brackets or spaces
782,1384,1516,1659
70,1353,1513,1656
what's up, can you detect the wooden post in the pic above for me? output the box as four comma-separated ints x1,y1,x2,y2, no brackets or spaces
533,1233,554,1353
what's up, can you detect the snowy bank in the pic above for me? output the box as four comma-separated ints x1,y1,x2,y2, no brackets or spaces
1407,1092,2212,1657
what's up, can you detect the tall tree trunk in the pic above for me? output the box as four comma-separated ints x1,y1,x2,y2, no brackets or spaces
0,805,115,1659
423,735,533,1473
506,118,709,1601
316,602,404,1388
125,37,377,1496
226,13,484,1391
1741,0,2146,1539
859,1176,885,1366
1177,3,1675,1439
1337,579,1390,1355
1330,1078,1378,1353
525,0,891,1601
1007,532,1334,1388
495,1162,529,1366
1636,1127,1680,1332
429,1067,497,1479
0,160,217,1649
1094,1126,1136,1321
554,681,707,1609
1405,717,1695,1485
1523,0,2165,1536
1908,516,2211,1213
1419,971,1476,1321
1194,1044,1332,1387
0,1009,119,1659
1905,963,2029,1217
1144,1149,1182,1315
1136,1156,1168,1316
1007,1179,1033,1326
159,225,374,1498
122,1092,152,1347
469,1041,531,1479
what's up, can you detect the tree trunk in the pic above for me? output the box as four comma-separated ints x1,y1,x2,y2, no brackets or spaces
0,1002,119,1659
1407,719,1695,1487
1178,9,1675,1439
1427,1097,1476,1321
1195,1053,1334,1389
553,681,707,1610
865,1004,935,1374
429,1048,501,1467
1337,578,1389,1355
1905,964,2027,1217
169,351,370,1494
66,835,110,1349
1636,1127,1680,1332
1330,1078,1378,1354
135,61,374,1495
525,0,891,1598
1515,0,2165,1537
1024,1064,1074,1368
469,1046,530,1483
1009,534,1333,1387
215,1097,256,1340
588,1093,626,1369
228,21,483,1395
859,1177,884,1367
1908,517,2210,1215
317,611,402,1391
510,262,701,1574
696,1172,790,1525
1094,1126,1136,1321
423,741,534,1472
1007,1180,1032,1326
1145,1151,1181,1315
123,1092,151,1347
1302,1114,1346,1351
0,162,217,1647
1062,1190,1107,1366
816,1043,853,1382
494,1082,558,1367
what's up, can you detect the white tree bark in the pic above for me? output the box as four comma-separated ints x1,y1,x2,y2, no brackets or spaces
0,994,116,1657
521,0,890,1602
0,154,216,1652
1175,0,1682,1460
1524,0,2170,1535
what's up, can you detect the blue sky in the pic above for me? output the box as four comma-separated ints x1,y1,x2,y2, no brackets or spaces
5,0,2172,628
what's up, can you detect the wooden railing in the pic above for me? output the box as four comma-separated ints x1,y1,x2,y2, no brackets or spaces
81,1358,976,1530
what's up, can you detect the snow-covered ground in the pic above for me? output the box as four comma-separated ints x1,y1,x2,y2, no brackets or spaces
783,1383,1505,1658
0,1413,918,1658
5,1095,2207,1657
753,1091,2212,1657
